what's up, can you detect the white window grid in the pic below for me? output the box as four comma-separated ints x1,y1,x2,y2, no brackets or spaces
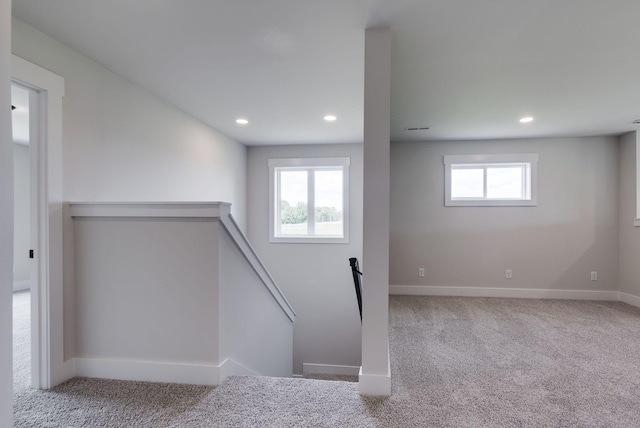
268,157,350,243
274,166,343,238
444,153,538,207
450,162,531,201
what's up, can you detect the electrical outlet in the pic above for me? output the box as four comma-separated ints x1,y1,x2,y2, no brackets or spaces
506,269,513,279
418,268,425,278
591,271,598,281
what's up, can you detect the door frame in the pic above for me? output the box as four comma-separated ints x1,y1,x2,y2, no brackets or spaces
11,54,68,389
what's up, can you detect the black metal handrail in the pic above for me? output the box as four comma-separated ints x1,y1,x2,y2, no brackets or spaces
349,257,363,322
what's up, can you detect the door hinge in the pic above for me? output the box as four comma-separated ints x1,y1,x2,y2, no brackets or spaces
29,250,34,259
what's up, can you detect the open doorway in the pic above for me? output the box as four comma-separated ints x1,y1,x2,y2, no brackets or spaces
12,54,67,391
12,83,33,393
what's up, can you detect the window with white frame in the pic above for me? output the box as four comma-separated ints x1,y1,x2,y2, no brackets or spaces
269,157,350,243
444,153,538,206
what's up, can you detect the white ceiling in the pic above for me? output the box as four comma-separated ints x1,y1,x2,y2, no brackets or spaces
12,0,640,145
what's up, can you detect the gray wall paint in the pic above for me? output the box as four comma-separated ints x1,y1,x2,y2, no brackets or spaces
13,144,30,288
247,144,363,375
12,18,248,230
73,218,220,363
390,137,619,292
12,18,249,368
618,132,640,296
219,227,293,377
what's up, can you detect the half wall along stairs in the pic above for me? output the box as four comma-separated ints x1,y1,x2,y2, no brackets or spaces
66,202,295,386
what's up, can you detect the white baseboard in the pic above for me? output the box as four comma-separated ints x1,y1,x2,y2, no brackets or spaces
50,359,77,389
13,279,30,292
358,369,391,396
358,346,391,397
390,285,619,301
218,358,258,383
619,292,640,308
358,364,391,396
302,363,360,377
73,358,226,386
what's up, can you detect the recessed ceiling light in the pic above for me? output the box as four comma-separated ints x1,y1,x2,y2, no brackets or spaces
519,116,534,123
324,115,337,122
236,118,249,125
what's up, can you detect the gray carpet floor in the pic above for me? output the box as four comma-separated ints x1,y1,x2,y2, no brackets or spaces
13,290,30,391
13,295,640,427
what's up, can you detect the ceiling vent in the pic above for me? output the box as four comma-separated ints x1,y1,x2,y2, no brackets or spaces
404,126,430,132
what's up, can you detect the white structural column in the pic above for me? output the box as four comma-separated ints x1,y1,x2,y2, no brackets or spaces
0,0,13,425
359,27,391,396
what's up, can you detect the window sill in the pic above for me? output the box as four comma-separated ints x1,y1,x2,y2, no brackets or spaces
270,236,349,244
446,199,537,207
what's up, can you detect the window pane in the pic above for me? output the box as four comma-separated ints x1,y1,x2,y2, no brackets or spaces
444,154,537,207
487,166,523,199
279,170,308,235
451,168,484,198
314,169,343,236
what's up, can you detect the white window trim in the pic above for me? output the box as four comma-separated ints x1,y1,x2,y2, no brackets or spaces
268,157,350,244
635,133,640,226
444,153,538,207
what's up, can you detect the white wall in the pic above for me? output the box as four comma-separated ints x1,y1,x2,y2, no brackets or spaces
13,143,30,290
11,18,248,230
73,218,220,364
618,132,640,297
0,0,13,424
12,18,248,381
247,143,363,375
219,227,293,378
390,137,619,294
70,204,294,385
